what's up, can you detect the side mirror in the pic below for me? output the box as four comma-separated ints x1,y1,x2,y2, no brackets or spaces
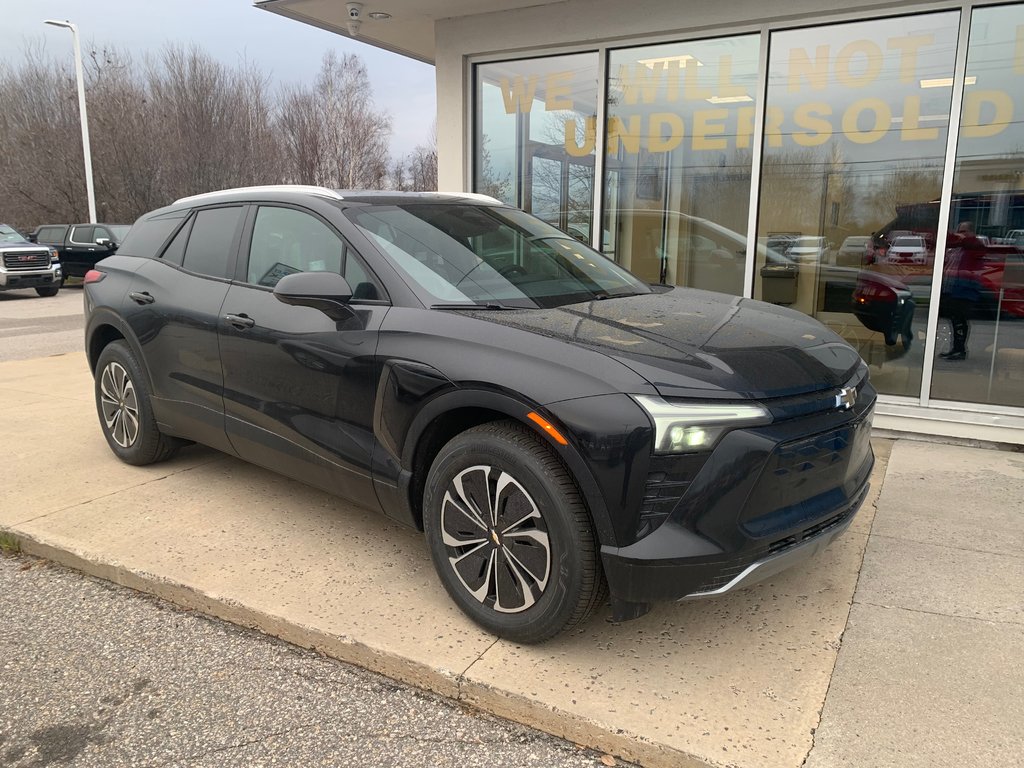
27,233,38,243
273,271,353,321
96,237,114,248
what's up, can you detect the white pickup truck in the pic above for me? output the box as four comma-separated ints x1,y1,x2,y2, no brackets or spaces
0,224,62,297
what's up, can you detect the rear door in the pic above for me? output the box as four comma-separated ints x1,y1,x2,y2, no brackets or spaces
123,205,245,452
217,204,389,509
63,225,99,277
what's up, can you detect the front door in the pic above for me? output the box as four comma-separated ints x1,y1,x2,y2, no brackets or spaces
218,204,389,510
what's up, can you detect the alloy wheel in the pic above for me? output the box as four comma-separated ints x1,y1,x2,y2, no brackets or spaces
99,361,140,448
440,464,551,613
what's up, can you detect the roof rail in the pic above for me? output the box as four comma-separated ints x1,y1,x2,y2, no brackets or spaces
173,185,344,206
441,191,503,205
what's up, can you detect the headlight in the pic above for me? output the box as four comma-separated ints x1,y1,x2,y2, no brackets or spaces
49,248,60,263
632,395,772,454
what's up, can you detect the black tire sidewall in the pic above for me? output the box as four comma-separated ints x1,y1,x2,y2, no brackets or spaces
94,341,166,465
423,425,591,643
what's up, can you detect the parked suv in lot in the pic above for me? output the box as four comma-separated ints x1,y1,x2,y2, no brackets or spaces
84,186,876,642
0,224,62,296
30,223,130,281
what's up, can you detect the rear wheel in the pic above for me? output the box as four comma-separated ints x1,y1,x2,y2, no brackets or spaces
423,421,605,643
94,341,180,465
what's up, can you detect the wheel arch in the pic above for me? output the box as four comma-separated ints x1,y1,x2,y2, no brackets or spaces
401,389,614,546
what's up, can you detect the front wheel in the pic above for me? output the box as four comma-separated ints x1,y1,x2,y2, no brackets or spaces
423,421,605,643
35,286,59,297
94,341,180,465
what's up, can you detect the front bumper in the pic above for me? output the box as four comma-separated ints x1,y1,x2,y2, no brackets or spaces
599,390,875,617
0,266,62,290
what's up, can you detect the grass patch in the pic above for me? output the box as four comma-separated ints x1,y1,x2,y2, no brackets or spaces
0,531,21,554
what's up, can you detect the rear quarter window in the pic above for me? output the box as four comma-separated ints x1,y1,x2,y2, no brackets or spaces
116,215,186,258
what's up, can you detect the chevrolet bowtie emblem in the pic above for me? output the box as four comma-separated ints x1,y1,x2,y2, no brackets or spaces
835,386,857,410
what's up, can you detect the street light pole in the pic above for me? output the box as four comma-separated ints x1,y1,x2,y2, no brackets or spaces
44,19,96,224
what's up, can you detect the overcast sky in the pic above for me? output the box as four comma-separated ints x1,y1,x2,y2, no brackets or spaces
0,0,437,156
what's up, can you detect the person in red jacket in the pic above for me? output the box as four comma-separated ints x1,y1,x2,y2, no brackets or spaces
939,221,986,361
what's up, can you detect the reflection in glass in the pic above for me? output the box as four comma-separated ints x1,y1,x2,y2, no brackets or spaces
605,36,760,295
931,4,1024,408
475,54,598,238
755,13,959,398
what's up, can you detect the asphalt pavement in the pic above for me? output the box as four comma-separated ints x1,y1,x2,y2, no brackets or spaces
0,286,85,362
0,552,625,768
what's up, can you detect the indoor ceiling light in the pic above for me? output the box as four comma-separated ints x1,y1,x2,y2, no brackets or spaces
368,11,391,19
636,54,703,69
920,76,976,88
706,95,753,104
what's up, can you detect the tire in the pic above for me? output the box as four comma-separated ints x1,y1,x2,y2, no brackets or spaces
35,286,59,297
94,340,180,465
423,421,606,643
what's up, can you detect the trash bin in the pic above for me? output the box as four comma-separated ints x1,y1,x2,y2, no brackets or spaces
759,263,798,304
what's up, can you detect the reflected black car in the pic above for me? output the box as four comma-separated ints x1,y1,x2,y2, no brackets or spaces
84,186,875,643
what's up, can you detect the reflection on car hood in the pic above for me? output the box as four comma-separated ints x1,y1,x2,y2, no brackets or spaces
465,288,862,399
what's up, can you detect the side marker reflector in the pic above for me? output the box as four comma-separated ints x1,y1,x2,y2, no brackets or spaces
527,411,568,446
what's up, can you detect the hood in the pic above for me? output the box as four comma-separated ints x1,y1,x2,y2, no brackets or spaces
0,241,50,251
467,288,862,400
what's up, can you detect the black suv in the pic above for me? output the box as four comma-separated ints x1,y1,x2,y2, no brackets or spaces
84,186,875,643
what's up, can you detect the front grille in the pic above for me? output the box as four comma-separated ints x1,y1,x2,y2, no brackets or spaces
2,250,51,271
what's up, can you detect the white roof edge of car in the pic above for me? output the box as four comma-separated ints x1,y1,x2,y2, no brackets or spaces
439,191,503,205
173,185,344,206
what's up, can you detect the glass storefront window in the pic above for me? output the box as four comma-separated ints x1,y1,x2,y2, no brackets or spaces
754,13,960,398
931,3,1024,408
605,36,760,294
475,54,599,238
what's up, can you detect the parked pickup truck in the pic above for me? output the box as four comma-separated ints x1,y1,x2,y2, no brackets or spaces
29,223,130,280
0,224,62,297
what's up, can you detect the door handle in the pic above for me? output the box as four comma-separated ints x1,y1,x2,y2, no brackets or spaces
128,291,155,305
224,313,255,330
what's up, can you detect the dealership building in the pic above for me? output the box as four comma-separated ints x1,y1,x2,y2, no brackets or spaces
260,0,1024,445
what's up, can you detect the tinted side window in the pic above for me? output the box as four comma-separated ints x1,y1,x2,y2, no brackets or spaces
70,226,94,244
37,226,66,244
247,206,343,287
117,215,185,258
245,206,382,299
182,207,244,279
159,217,192,267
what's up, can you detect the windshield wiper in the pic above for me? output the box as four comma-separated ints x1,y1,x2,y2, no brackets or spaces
429,303,514,310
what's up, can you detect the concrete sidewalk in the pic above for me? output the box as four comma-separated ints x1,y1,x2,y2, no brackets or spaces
1,352,1020,768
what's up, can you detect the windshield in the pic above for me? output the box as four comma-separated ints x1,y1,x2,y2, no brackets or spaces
0,226,28,244
346,204,651,308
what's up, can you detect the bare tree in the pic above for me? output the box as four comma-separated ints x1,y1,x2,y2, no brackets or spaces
277,52,392,189
0,42,427,230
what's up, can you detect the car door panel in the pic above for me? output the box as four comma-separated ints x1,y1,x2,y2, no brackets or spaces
123,258,234,452
219,287,388,509
218,204,389,510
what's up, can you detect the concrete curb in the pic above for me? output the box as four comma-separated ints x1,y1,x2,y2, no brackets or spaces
3,527,720,768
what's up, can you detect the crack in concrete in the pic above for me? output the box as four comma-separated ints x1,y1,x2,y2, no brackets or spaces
454,637,500,701
852,599,1024,627
8,457,227,527
862,532,1023,560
